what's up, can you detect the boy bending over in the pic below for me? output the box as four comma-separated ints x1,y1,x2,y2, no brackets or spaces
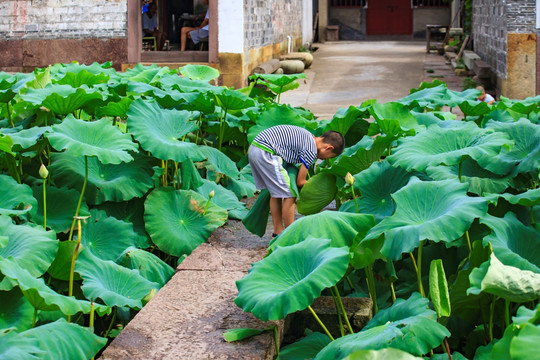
248,125,345,236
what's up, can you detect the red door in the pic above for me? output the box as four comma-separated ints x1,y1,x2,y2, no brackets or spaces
366,0,412,35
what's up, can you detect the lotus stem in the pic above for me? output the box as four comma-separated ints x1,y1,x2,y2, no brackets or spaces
68,156,88,242
43,180,47,229
103,307,117,338
444,337,453,360
504,299,510,329
90,298,95,329
68,216,84,323
333,286,354,334
531,207,536,226
488,295,496,341
7,102,14,127
465,230,472,255
203,191,215,215
365,265,379,314
458,161,463,182
330,288,345,337
387,145,391,156
351,187,359,213
277,86,283,103
32,308,38,328
273,326,280,356
307,305,334,341
218,108,228,152
390,282,396,303
410,243,426,298
345,275,355,291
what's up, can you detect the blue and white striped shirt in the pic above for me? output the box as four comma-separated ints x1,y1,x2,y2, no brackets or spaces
253,125,317,168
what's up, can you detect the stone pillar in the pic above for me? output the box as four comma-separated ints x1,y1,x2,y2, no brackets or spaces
218,0,245,88
503,33,537,99
318,0,328,42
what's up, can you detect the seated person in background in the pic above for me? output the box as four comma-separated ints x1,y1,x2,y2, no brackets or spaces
476,86,495,105
142,2,166,51
180,0,209,51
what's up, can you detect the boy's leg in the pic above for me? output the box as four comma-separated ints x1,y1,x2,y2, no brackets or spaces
282,198,296,229
269,197,284,235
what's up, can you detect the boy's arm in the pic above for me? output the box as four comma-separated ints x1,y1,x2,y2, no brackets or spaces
296,164,309,188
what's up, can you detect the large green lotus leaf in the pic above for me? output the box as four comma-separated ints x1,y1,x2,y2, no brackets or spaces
121,64,175,84
320,135,394,177
21,84,103,114
250,73,306,88
127,98,204,162
195,179,248,220
53,61,116,77
363,178,488,260
47,115,137,164
480,212,540,273
76,250,158,309
9,318,107,360
159,74,219,93
144,188,228,257
0,257,109,315
509,323,540,360
46,240,80,281
179,158,204,190
468,253,540,302
429,259,451,318
241,189,271,237
0,174,37,216
49,151,155,205
54,68,109,88
426,157,511,196
0,134,14,155
199,145,240,178
485,118,540,175
369,102,421,135
215,88,255,111
247,103,316,143
0,287,34,332
235,237,349,321
0,330,43,359
269,211,375,252
458,100,492,117
315,105,370,137
95,96,134,118
223,174,257,199
117,247,174,287
80,210,138,262
126,81,199,108
180,64,220,81
343,348,423,360
31,185,90,233
387,122,511,173
278,332,332,360
0,216,57,288
397,83,449,108
344,161,413,221
363,292,449,355
500,187,540,207
296,173,337,215
0,126,51,150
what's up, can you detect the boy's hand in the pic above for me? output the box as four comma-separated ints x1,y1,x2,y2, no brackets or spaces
296,164,309,188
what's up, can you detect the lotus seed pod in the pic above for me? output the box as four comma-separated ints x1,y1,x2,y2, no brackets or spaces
39,164,49,179
345,172,355,185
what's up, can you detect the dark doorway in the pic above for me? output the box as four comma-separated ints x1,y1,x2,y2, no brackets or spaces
366,0,412,35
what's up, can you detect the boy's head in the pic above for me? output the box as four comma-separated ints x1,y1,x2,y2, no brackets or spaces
316,131,345,160
476,86,486,101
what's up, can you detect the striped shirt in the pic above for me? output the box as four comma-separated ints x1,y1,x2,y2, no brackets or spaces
253,125,317,168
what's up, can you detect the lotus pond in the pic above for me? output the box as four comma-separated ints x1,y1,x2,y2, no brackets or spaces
0,62,539,360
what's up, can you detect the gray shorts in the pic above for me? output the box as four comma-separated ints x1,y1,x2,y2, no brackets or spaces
248,145,294,198
190,29,209,44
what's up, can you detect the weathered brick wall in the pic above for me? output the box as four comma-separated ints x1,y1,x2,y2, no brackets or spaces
243,0,303,50
505,0,536,33
0,0,127,40
473,0,507,77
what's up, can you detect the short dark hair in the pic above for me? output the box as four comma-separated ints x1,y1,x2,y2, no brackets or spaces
321,131,345,156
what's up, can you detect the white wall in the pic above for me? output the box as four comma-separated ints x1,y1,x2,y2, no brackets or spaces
302,0,313,45
218,0,244,53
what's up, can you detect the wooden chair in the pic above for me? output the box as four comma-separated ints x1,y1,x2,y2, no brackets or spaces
198,37,209,51
142,36,157,51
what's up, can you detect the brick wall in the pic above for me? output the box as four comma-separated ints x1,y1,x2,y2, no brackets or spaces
505,0,536,33
0,0,127,40
243,0,303,50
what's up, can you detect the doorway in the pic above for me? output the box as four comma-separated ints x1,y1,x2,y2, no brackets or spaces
366,0,412,35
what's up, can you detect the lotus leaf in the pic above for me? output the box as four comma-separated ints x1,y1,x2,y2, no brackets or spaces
269,211,376,251
144,188,228,257
127,99,204,162
223,327,268,342
0,287,34,332
241,189,271,237
49,152,155,205
320,135,394,177
179,159,204,190
180,64,220,81
343,161,413,221
458,100,492,118
76,250,159,309
278,332,332,360
47,115,137,164
485,118,540,175
426,157,511,195
0,174,37,216
21,84,103,114
215,88,255,111
343,348,423,360
195,179,248,220
296,173,337,215
55,69,109,87
479,212,540,273
315,105,369,138
0,134,14,154
223,174,257,199
95,96,134,118
4,318,107,360
235,237,349,321
429,259,451,317
0,329,44,359
32,185,90,233
363,178,488,260
398,83,449,107
499,187,540,207
47,240,81,281
199,145,241,178
159,75,219,93
0,126,51,150
468,253,540,302
369,102,421,135
387,122,511,173
117,247,175,287
127,81,199,108
250,73,306,88
0,216,57,288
